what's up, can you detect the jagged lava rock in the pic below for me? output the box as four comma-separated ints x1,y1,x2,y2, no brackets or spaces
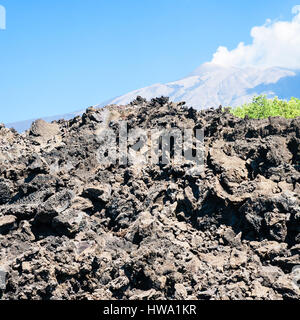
0,96,299,300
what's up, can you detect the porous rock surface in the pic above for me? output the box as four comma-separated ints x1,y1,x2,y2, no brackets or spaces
0,97,299,300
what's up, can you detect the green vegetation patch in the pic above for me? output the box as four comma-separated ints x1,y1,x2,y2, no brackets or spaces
229,95,300,119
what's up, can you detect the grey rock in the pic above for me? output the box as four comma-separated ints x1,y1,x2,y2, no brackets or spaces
0,98,299,300
52,209,88,237
0,215,16,234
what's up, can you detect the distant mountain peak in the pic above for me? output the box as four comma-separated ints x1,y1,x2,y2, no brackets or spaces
5,64,300,132
104,64,298,110
189,62,231,76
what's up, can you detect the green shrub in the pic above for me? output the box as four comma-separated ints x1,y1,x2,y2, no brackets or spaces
228,95,300,119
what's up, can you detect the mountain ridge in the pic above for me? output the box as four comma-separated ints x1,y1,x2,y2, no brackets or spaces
5,64,300,132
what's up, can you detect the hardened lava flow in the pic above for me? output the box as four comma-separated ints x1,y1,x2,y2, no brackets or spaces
0,96,299,300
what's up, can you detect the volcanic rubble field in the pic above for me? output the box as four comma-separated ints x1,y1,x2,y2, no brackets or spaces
0,96,300,300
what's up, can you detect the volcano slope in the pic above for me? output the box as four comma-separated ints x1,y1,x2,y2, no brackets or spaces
0,97,299,300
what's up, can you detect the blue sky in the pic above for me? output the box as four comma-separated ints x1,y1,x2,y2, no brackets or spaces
0,0,299,123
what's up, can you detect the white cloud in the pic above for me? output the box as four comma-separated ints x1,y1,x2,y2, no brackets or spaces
210,6,300,70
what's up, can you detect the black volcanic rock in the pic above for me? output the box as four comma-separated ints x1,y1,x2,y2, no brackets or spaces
0,98,299,300
0,181,11,205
